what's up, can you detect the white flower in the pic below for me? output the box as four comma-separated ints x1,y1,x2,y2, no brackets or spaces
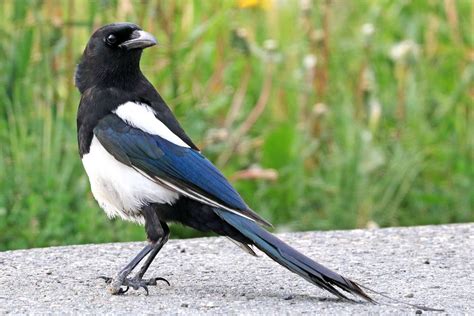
313,103,328,116
263,39,277,51
235,27,248,39
300,0,311,11
361,23,375,37
390,40,420,62
369,99,381,128
303,54,317,69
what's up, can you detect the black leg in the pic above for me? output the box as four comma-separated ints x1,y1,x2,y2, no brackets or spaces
101,243,153,294
103,204,171,295
135,221,169,279
117,243,154,277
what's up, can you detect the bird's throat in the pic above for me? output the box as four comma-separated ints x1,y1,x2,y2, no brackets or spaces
75,53,143,93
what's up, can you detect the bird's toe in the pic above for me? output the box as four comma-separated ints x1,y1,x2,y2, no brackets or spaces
100,275,170,295
147,276,171,287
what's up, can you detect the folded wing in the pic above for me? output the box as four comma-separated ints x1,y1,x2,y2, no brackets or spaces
94,114,271,227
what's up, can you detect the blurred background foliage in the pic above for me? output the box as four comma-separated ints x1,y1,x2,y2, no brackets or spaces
0,0,472,251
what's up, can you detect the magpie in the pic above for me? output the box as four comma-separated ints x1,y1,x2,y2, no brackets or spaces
75,22,372,301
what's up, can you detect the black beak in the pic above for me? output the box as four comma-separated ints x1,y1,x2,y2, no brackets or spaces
119,30,157,50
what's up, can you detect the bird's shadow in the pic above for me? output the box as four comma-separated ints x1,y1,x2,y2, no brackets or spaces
213,285,366,305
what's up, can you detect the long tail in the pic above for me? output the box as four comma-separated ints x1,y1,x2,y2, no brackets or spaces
215,209,374,302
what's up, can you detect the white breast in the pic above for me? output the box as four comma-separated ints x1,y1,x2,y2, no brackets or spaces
82,136,179,224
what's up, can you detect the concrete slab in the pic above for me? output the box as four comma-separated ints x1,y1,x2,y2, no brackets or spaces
1,224,472,314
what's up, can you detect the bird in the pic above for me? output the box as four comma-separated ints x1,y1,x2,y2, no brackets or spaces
75,22,373,302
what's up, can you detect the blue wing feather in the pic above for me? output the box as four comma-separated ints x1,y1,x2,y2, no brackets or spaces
94,114,271,226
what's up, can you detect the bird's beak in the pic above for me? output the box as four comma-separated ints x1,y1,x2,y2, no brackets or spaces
119,30,157,50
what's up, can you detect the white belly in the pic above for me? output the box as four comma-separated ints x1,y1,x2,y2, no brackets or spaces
81,136,179,224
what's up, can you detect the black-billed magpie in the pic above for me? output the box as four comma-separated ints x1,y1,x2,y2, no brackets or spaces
75,22,372,301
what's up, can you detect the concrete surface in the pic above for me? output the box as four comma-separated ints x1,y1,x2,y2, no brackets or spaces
0,224,472,315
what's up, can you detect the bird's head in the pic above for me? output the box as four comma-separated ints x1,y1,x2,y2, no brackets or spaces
75,22,157,93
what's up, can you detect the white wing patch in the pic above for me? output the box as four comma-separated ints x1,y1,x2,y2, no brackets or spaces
114,101,190,148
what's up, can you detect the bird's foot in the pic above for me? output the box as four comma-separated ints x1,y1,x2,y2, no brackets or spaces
99,275,170,295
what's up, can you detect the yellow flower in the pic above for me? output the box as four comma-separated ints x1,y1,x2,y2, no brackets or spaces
238,0,272,10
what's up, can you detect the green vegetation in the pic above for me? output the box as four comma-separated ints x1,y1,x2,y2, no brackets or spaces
0,0,472,250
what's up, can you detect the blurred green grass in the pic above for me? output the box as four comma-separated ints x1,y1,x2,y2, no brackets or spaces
0,0,472,250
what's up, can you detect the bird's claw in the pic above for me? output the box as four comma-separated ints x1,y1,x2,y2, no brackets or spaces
99,275,170,295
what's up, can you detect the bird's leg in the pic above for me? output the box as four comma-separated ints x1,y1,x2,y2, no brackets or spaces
104,204,171,295
100,243,154,294
134,222,169,280
123,223,170,295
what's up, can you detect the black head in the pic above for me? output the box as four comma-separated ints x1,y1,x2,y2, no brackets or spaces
75,22,157,93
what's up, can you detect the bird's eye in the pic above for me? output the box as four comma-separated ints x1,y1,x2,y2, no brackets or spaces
106,34,117,45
